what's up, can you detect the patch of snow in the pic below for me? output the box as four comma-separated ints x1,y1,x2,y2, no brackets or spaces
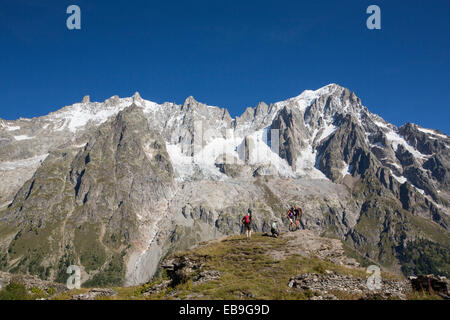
295,147,328,179
316,122,337,142
274,84,339,113
291,90,322,110
166,143,196,180
417,127,447,139
142,100,160,113
50,96,162,133
51,97,142,132
385,130,427,159
142,143,155,161
373,120,389,129
14,135,33,141
414,186,425,195
73,142,87,149
370,142,384,149
6,125,20,131
387,161,402,170
392,174,407,184
340,162,352,177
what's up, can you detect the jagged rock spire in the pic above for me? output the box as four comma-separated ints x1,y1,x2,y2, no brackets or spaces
184,96,197,105
104,95,120,105
132,91,143,103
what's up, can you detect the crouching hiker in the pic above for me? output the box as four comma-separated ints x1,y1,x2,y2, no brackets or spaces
271,221,280,238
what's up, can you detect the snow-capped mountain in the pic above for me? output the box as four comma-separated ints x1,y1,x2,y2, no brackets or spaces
0,84,448,285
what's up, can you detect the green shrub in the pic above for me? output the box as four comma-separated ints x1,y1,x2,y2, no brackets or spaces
82,252,125,287
29,287,49,299
48,287,55,296
0,283,31,300
314,262,326,274
398,239,450,278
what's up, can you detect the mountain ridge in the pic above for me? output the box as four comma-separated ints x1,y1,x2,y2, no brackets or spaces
0,84,448,286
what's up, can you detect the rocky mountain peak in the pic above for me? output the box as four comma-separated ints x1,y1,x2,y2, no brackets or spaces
81,95,90,103
183,96,198,108
132,91,143,103
104,95,121,105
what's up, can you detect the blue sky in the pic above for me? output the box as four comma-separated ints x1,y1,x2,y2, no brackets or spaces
0,0,449,133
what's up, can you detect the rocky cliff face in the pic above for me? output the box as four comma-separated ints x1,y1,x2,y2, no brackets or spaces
0,106,176,285
0,84,448,286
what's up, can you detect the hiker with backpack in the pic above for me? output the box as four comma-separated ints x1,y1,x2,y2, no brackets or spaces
294,205,303,230
286,207,295,231
242,209,252,238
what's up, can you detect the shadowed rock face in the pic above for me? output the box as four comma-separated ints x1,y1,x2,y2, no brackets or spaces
317,115,377,181
0,84,449,286
271,106,309,169
397,123,450,191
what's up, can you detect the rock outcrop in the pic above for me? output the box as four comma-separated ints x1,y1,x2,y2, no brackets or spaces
288,272,410,300
0,271,67,294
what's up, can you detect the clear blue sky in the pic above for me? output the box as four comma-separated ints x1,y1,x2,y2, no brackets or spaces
1,0,449,133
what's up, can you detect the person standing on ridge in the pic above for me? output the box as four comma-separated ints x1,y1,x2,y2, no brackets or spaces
242,210,252,239
294,205,304,230
286,207,295,231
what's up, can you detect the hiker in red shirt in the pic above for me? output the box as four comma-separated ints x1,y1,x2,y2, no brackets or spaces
242,209,252,238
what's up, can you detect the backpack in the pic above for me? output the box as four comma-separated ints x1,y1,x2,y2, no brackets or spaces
245,215,250,224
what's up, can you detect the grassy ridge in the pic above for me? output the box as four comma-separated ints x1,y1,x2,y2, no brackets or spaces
10,232,440,300
62,233,398,300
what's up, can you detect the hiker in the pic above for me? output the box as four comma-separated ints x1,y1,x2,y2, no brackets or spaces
242,211,252,238
286,207,295,231
294,205,303,230
271,221,280,238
